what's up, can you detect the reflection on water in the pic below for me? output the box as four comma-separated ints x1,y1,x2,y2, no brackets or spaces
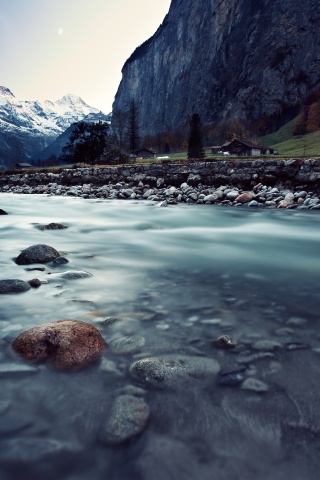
1,193,320,480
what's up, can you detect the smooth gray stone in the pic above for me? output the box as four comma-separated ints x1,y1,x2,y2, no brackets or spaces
108,335,146,354
100,395,150,445
241,378,269,392
130,354,220,389
48,270,92,280
0,279,31,294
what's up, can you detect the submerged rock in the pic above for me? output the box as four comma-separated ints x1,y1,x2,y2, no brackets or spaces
241,377,269,392
28,278,42,288
0,437,83,466
51,256,69,266
108,335,146,355
40,222,68,230
130,354,220,389
12,319,106,370
212,335,236,349
15,244,60,265
99,394,150,446
48,270,92,280
0,279,31,294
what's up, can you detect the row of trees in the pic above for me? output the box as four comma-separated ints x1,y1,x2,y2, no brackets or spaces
60,100,141,165
61,105,207,164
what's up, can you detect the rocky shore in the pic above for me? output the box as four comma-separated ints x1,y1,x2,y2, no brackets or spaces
1,158,320,209
1,178,320,210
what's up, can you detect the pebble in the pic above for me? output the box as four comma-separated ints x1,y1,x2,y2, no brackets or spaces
117,385,147,397
286,316,307,326
212,335,236,349
241,377,269,392
236,352,274,364
99,394,150,446
47,270,92,280
219,372,245,386
108,335,146,354
251,340,282,351
286,342,309,351
51,256,69,266
99,358,124,376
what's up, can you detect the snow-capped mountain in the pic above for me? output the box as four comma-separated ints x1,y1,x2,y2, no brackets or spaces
0,86,110,168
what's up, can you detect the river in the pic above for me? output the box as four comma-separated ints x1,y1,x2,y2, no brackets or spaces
1,193,320,480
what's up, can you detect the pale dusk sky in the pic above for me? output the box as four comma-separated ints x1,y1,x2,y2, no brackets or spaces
0,0,171,112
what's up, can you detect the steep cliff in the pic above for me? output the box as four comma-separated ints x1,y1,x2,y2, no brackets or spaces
113,0,320,139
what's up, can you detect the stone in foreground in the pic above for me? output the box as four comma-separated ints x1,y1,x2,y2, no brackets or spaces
12,319,106,370
100,394,150,446
15,244,60,265
0,279,31,294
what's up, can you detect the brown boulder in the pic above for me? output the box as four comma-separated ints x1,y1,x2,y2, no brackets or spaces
235,192,254,204
12,320,106,370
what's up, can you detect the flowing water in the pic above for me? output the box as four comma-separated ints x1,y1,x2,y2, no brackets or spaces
1,193,320,480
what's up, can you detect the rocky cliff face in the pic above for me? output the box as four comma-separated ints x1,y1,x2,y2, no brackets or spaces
113,0,320,138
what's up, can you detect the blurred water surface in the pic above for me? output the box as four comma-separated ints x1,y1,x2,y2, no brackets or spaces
0,193,320,480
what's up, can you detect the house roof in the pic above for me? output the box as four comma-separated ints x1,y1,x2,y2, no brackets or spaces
235,139,270,150
223,139,272,150
135,148,155,154
16,163,32,167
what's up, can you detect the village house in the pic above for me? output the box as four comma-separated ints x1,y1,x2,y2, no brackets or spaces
219,139,277,156
15,163,33,169
135,148,156,159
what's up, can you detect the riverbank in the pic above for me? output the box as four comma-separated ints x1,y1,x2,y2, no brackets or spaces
1,158,320,209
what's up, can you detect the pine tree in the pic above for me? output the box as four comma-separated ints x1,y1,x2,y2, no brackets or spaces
187,113,205,159
61,121,108,164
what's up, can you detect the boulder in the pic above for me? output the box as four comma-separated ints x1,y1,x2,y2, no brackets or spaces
0,208,8,215
0,279,31,294
12,319,106,370
235,192,254,204
15,244,60,265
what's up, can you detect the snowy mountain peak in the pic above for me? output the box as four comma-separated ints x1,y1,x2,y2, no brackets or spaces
0,86,15,98
0,86,109,167
56,93,88,108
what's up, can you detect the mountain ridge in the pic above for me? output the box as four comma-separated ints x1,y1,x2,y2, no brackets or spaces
0,87,109,168
113,0,320,141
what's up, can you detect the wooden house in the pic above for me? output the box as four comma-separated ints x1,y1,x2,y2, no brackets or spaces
221,139,276,156
135,149,156,159
15,163,32,169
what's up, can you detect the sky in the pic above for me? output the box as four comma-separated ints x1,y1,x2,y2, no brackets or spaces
0,0,171,113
